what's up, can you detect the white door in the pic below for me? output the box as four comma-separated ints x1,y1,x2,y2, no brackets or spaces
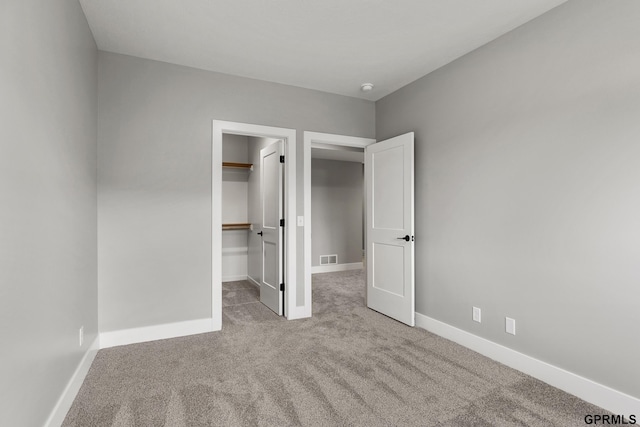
365,132,415,326
259,140,284,315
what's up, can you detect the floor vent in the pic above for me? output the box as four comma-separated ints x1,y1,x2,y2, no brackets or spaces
320,254,338,265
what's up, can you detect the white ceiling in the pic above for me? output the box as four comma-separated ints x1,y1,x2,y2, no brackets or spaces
79,0,567,101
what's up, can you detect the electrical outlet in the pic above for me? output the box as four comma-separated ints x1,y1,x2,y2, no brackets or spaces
79,326,84,347
505,317,516,335
472,307,481,323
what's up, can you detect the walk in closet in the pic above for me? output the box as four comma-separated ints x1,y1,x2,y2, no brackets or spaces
221,134,280,285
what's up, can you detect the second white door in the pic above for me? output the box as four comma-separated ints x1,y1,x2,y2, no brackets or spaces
259,140,284,315
365,132,415,326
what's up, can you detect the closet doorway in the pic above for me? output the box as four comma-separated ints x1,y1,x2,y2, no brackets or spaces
212,121,297,331
303,132,376,316
221,134,283,317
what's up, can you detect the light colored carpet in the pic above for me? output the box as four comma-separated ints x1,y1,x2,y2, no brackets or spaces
63,270,607,426
221,280,283,327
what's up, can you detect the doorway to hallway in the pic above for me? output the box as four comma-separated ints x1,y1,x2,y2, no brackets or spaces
303,132,375,316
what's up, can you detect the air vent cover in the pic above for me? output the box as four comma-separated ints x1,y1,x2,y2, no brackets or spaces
320,254,338,265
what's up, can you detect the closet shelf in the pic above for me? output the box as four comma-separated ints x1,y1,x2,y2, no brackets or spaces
222,162,253,171
222,223,252,231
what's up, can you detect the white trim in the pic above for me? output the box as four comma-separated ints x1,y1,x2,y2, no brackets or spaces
303,132,375,320
44,337,99,427
213,121,297,323
222,246,248,255
99,318,214,349
311,262,363,274
247,275,260,288
415,313,640,414
305,132,375,149
222,275,248,282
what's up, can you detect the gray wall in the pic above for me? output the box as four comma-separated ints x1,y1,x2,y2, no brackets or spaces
98,52,375,332
311,159,363,266
0,0,98,425
376,0,640,399
222,134,249,165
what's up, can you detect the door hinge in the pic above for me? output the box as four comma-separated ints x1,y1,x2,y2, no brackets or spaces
280,155,285,163
280,283,285,291
280,219,285,227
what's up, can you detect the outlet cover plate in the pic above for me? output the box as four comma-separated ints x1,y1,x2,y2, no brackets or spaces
506,317,516,335
472,307,481,323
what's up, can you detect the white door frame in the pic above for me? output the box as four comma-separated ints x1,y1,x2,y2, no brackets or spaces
303,132,376,318
212,120,297,330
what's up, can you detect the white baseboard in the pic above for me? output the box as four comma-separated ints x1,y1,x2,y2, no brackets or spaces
44,337,99,427
222,275,248,282
415,313,640,414
311,262,363,274
247,275,260,288
99,318,214,349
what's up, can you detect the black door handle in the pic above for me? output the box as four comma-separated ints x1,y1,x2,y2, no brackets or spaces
397,235,410,241
257,231,263,236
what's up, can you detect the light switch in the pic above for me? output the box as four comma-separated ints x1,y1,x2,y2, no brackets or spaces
297,216,304,227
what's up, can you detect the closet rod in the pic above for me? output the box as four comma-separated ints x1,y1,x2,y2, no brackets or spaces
222,162,253,170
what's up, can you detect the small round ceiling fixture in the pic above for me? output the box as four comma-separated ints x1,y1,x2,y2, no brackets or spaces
360,83,374,92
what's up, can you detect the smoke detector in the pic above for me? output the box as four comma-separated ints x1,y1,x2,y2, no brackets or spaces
360,83,374,92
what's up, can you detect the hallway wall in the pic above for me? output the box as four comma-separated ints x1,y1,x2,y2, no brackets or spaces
311,159,363,267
